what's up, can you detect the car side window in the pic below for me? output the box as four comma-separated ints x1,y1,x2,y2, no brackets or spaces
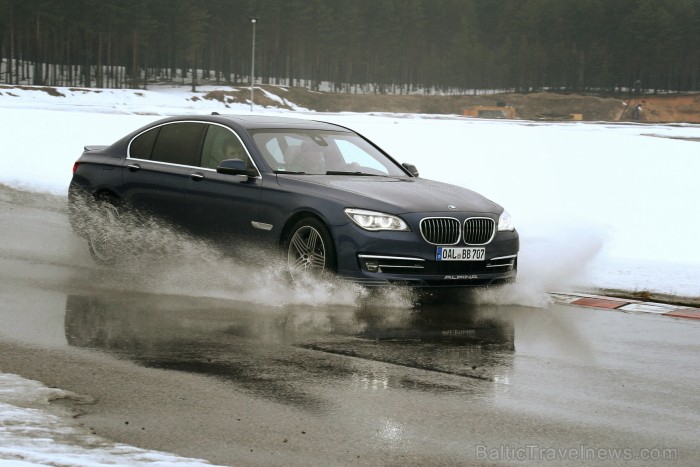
200,125,256,175
129,127,160,159
150,122,205,166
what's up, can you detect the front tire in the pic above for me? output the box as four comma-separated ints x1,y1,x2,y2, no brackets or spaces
285,217,336,281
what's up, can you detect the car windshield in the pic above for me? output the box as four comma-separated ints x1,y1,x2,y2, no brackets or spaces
250,130,408,176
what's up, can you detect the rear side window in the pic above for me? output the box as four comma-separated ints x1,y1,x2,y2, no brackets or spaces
129,127,160,159
150,122,205,166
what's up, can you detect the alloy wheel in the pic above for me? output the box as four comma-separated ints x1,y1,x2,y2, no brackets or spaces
287,225,327,279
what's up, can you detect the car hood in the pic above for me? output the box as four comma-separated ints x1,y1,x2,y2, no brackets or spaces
275,175,502,214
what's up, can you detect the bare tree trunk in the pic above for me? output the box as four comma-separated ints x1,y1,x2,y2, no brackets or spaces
96,31,103,88
191,51,197,92
33,14,42,85
131,29,138,88
7,2,14,84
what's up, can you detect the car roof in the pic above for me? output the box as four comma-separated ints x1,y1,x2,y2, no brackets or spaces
213,114,349,132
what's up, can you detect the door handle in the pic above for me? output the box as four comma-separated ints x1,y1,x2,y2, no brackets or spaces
127,164,141,172
190,173,205,181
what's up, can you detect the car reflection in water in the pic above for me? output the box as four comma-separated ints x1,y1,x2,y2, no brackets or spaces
65,293,515,409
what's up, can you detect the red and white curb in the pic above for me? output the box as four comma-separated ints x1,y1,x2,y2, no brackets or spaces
550,292,700,320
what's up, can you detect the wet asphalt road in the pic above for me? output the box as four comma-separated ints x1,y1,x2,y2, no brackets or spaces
0,184,699,466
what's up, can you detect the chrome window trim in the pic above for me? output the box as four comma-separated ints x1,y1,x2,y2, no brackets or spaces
419,217,462,245
126,120,262,178
463,216,496,245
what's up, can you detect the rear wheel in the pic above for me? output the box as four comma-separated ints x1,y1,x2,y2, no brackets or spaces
285,217,336,281
87,196,123,265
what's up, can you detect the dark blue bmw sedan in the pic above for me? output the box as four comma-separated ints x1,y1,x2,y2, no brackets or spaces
68,114,519,288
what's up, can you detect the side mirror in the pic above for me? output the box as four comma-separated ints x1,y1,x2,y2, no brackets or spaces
217,159,248,176
402,163,419,177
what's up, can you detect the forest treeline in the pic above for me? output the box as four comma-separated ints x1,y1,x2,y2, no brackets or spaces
1,0,699,94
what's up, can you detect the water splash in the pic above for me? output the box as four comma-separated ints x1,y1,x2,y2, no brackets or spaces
73,199,418,309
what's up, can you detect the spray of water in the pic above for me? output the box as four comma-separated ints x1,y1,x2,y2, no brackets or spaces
71,198,418,310
474,225,608,308
72,196,606,312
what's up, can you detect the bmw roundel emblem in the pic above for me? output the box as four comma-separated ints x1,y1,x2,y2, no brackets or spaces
448,204,457,210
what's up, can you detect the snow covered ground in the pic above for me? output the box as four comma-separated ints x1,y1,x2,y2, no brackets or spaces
2,84,699,298
0,84,699,464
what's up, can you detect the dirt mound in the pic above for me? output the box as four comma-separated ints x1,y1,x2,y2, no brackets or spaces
468,92,626,121
272,86,700,123
4,83,698,123
623,94,700,123
269,87,629,120
200,89,296,110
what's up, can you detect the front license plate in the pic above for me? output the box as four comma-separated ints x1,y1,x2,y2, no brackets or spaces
436,247,485,261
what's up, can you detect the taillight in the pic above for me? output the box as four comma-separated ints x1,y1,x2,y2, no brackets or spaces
72,161,80,174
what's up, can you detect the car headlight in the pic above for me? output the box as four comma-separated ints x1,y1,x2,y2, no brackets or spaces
498,210,515,231
344,208,410,231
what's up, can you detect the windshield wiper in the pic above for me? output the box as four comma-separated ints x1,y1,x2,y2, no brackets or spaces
325,171,379,176
274,170,307,175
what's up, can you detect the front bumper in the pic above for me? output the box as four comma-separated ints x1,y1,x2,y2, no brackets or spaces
333,218,519,288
